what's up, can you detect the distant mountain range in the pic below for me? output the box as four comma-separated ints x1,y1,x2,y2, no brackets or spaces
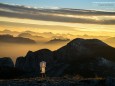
0,34,36,44
0,31,70,44
18,32,47,42
0,38,115,79
47,38,70,44
0,30,115,47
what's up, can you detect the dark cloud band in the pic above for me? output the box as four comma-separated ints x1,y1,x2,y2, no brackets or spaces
0,3,115,25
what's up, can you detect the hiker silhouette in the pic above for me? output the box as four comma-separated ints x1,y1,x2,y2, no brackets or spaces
40,61,46,78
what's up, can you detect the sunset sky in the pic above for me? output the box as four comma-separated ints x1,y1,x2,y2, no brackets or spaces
0,0,115,11
0,0,115,36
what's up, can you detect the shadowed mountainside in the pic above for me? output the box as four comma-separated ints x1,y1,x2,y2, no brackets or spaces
15,38,115,78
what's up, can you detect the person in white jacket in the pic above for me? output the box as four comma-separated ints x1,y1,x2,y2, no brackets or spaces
40,61,46,78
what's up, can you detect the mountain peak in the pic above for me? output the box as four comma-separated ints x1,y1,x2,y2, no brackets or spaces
68,38,108,47
68,38,84,44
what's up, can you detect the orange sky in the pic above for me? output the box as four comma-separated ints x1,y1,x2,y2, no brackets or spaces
0,16,115,37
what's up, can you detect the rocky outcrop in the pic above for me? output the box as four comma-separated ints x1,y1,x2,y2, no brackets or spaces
0,57,21,79
15,57,25,71
15,49,54,77
0,57,14,67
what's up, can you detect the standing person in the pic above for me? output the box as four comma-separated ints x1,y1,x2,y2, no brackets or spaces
40,61,46,78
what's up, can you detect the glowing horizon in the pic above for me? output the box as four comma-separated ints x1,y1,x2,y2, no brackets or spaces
0,16,115,37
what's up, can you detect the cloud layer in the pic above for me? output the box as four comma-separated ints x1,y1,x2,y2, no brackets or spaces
0,3,115,25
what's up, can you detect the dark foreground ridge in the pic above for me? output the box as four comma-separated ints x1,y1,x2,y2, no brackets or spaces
0,38,115,79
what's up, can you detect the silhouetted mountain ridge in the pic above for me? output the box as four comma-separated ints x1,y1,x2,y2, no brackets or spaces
0,38,115,79
15,38,115,78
